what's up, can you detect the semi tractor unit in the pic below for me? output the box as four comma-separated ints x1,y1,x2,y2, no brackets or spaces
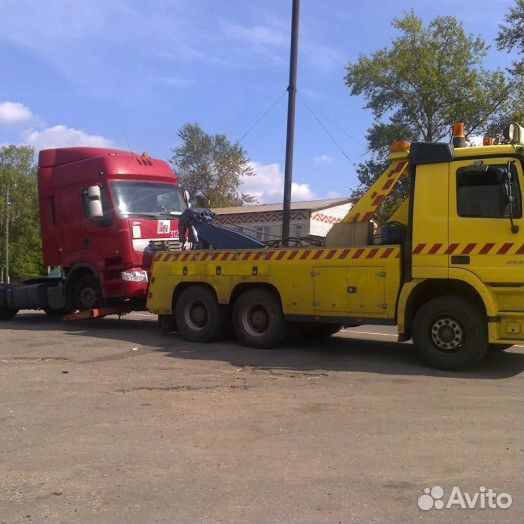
0,147,188,317
147,124,524,370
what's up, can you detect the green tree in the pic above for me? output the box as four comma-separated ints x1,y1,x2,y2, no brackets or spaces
0,145,44,280
496,0,524,124
170,123,256,208
345,12,511,222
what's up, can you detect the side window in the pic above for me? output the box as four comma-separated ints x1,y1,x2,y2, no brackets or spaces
456,163,522,219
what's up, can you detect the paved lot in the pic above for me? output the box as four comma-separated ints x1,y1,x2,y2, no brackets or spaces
1,311,523,524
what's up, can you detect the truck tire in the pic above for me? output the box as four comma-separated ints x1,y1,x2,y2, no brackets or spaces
412,296,488,370
292,322,342,339
74,275,102,311
175,286,227,342
489,344,513,352
233,288,288,349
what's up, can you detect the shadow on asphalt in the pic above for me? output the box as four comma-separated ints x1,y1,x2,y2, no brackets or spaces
4,313,524,379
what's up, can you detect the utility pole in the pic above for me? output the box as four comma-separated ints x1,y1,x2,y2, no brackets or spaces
281,0,300,246
4,186,9,284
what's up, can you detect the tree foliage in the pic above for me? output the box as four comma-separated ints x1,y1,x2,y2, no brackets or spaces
170,123,255,208
497,0,524,78
496,0,524,124
0,145,44,280
345,12,511,222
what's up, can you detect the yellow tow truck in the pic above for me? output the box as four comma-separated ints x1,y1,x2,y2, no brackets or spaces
147,123,524,370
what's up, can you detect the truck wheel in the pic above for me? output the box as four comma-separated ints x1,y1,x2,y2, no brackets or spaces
292,322,342,339
74,275,102,311
175,286,226,342
412,296,488,370
489,344,513,352
233,288,288,349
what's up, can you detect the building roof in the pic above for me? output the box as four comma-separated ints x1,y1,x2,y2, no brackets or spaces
213,197,352,215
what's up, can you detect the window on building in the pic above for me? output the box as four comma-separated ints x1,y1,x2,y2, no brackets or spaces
293,224,304,237
254,226,272,240
457,163,522,218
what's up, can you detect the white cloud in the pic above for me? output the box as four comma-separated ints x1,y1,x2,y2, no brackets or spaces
326,191,342,199
305,43,346,72
0,101,33,124
223,23,287,47
1,100,115,151
24,125,114,151
314,154,334,164
240,161,316,203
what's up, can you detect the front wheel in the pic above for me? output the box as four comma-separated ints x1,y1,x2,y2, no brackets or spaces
412,296,488,370
74,275,102,311
233,288,288,349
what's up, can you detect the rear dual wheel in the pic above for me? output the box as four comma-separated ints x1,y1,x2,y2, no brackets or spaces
174,285,287,349
175,286,228,342
232,288,288,349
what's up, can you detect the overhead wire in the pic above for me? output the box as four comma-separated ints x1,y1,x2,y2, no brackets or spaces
297,92,357,166
236,88,288,144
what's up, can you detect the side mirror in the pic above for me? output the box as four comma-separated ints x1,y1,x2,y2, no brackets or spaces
461,163,488,174
503,162,520,234
86,185,103,219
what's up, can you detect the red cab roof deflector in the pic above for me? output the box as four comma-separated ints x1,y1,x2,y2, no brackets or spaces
38,147,134,168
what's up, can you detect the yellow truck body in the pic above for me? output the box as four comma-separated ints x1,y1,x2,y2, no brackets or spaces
147,139,524,369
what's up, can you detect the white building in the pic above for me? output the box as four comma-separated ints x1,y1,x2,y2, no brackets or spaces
213,198,353,241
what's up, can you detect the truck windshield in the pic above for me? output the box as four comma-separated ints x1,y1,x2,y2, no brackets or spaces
110,181,186,218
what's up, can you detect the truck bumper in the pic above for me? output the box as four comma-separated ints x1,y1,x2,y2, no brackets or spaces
100,270,149,301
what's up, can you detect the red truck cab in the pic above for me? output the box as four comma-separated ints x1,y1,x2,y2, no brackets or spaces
38,147,186,310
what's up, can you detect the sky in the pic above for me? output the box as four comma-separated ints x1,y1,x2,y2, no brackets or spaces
0,0,516,203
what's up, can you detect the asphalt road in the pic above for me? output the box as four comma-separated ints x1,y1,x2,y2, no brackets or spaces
1,311,523,524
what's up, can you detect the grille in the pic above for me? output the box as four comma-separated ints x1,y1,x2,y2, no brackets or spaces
147,239,183,252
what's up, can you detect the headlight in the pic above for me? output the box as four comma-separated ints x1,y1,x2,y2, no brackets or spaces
121,269,149,282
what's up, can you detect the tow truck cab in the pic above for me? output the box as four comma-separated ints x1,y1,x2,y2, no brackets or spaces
36,147,186,309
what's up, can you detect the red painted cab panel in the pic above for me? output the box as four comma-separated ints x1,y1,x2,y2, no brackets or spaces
37,147,185,301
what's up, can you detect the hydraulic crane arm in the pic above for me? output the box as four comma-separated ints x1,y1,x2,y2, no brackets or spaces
341,143,410,224
178,208,265,249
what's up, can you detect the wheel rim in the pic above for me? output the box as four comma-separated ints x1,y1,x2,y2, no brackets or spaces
242,303,270,337
79,286,98,309
184,300,208,330
429,316,466,353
